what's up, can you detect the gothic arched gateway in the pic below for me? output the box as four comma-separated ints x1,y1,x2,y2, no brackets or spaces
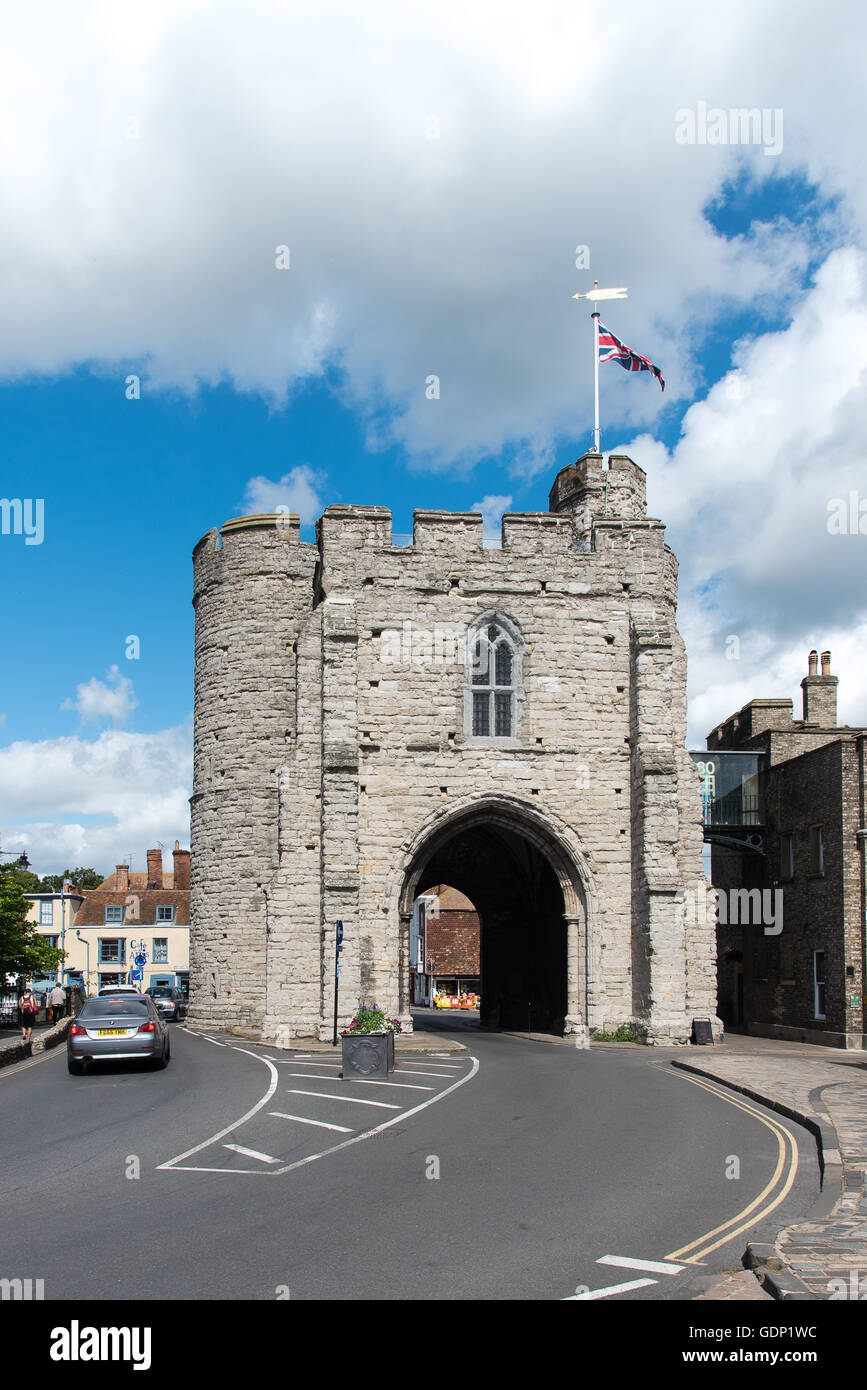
395,796,594,1037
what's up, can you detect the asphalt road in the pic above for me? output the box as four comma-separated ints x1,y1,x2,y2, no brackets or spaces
0,1020,818,1301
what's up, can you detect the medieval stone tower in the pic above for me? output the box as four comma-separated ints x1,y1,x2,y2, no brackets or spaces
187,450,719,1045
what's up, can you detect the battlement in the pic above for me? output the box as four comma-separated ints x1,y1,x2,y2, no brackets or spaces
193,446,654,589
549,451,647,522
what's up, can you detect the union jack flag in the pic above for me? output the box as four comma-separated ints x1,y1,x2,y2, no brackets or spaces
598,322,665,392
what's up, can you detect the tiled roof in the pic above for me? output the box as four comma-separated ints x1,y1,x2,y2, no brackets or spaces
73,889,190,928
422,883,477,912
99,871,176,891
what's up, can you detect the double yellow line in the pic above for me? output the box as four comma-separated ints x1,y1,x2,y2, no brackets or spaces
664,1071,800,1265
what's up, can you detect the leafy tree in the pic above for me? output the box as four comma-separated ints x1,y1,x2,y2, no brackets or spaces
2,866,42,893
38,867,106,892
0,871,65,985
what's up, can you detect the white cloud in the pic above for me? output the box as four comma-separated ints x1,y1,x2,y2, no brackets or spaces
61,665,138,725
0,723,192,876
471,493,513,545
0,0,859,469
243,465,324,524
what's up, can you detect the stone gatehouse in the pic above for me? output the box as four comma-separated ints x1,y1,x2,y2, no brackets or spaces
187,450,719,1044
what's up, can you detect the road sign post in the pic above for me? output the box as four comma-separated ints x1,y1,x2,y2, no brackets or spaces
332,920,343,1046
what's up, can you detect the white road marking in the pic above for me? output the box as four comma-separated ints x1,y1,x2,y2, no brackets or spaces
223,1143,279,1164
567,1279,657,1300
261,1058,341,1067
287,1089,400,1109
285,1071,358,1081
393,1067,459,1078
333,1077,434,1091
598,1255,685,1276
269,1112,354,1133
158,1035,479,1178
156,1041,279,1170
398,1060,461,1068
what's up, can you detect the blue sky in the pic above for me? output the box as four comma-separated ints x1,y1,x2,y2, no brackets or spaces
1,0,865,874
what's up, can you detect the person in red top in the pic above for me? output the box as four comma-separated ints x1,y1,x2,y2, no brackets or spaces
18,987,37,1043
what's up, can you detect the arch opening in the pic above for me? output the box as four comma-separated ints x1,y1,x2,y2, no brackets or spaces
400,803,585,1036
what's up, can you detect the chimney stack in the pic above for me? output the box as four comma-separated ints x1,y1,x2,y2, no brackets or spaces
146,849,163,890
116,863,129,894
801,649,838,725
172,840,190,891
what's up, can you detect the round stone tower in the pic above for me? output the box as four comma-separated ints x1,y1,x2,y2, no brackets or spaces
186,513,317,1036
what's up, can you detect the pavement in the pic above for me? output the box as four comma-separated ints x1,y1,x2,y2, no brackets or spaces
0,1017,69,1066
668,1031,867,1300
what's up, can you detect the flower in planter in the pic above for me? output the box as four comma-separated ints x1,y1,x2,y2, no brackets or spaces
341,1004,402,1035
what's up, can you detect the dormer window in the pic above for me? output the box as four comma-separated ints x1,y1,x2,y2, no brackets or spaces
464,615,524,742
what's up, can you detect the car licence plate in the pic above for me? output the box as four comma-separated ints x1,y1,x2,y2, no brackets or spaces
97,1028,126,1035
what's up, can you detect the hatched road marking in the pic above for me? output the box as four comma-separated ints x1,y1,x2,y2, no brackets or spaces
286,1089,401,1109
223,1143,279,1164
158,1031,479,1177
268,1112,354,1133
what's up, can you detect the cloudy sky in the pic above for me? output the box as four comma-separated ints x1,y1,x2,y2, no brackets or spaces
1,0,865,874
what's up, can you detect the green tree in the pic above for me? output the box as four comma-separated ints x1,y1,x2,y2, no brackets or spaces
3,865,42,893
0,872,65,985
38,867,106,892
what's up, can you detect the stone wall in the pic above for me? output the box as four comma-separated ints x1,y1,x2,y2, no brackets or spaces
187,454,719,1044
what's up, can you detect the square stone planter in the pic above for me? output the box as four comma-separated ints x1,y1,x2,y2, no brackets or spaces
342,1032,393,1078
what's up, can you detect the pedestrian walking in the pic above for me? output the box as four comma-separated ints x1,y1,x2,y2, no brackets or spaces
50,982,65,1022
18,987,38,1043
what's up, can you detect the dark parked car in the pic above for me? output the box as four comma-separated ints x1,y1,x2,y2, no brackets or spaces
67,995,170,1074
146,987,188,1022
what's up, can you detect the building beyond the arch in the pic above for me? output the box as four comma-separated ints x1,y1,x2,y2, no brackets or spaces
188,450,720,1044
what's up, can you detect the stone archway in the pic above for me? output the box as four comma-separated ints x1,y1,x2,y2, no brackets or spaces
393,796,595,1039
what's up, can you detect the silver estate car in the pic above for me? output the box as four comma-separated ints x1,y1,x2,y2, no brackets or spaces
67,994,171,1074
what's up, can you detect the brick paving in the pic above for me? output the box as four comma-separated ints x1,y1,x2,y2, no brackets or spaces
673,1036,867,1299
694,1270,772,1301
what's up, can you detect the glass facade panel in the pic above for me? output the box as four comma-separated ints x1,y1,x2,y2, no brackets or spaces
689,752,763,825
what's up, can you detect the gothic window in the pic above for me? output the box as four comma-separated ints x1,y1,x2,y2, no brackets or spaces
467,619,521,739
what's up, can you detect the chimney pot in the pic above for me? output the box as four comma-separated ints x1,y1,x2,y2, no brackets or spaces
172,843,191,892
808,649,818,675
821,650,831,675
146,848,163,890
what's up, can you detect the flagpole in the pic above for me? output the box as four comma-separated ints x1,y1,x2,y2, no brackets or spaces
572,282,627,457
592,311,601,453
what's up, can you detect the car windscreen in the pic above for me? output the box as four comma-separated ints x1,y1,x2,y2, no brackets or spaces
149,990,173,998
78,998,151,1018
